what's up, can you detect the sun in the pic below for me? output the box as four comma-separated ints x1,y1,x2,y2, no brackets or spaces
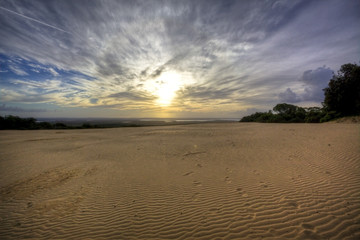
155,71,182,106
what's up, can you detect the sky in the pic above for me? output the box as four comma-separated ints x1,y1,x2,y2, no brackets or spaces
0,0,359,119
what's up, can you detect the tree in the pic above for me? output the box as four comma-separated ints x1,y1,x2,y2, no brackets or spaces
239,112,267,122
323,63,360,116
273,103,306,122
54,123,67,129
273,103,297,115
304,107,325,123
0,115,37,129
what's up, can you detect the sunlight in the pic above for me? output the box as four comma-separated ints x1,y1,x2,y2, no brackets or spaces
155,71,182,106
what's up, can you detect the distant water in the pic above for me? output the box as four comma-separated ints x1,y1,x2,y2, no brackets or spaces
37,117,239,127
138,118,239,122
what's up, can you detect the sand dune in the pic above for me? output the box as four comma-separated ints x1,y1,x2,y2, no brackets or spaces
0,123,359,239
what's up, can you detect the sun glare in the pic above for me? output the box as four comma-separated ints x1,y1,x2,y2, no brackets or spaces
155,71,182,106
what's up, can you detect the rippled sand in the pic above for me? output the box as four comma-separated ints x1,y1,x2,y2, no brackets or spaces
0,123,359,239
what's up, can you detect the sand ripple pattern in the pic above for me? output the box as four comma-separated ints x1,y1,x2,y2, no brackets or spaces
0,123,359,239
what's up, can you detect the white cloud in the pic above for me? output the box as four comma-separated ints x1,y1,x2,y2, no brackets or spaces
48,67,59,76
8,64,28,76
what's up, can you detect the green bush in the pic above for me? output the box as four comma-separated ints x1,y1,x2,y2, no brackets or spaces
240,104,329,123
320,111,342,123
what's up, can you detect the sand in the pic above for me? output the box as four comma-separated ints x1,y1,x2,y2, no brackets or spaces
0,123,359,239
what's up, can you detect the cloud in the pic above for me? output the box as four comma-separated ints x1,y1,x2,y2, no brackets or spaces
0,88,51,103
48,67,59,77
8,64,28,76
0,6,71,34
278,66,334,103
0,0,359,117
89,98,98,104
278,88,301,103
300,66,334,101
26,63,60,76
0,104,47,113
149,66,166,79
107,91,155,102
179,85,235,102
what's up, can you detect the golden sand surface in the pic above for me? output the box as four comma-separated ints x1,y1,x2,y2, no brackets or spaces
0,123,359,239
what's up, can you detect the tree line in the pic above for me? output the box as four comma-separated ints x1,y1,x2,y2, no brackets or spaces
240,104,332,123
0,115,100,130
240,63,360,123
0,116,147,130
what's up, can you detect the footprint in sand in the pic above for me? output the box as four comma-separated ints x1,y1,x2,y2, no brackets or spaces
279,196,300,208
193,181,202,186
300,229,320,239
191,193,200,201
183,171,194,176
236,187,248,197
281,199,299,208
301,223,315,230
287,200,299,208
224,176,232,184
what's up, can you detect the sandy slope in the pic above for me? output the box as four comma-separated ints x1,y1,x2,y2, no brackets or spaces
0,123,359,239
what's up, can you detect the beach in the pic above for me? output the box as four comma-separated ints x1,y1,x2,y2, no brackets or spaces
0,123,359,239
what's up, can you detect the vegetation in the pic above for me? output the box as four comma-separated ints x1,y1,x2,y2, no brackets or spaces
0,116,155,130
0,115,100,130
0,115,39,130
323,63,360,116
241,63,359,123
240,103,327,123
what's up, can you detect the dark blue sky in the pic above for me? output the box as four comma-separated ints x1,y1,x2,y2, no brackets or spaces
0,0,359,118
